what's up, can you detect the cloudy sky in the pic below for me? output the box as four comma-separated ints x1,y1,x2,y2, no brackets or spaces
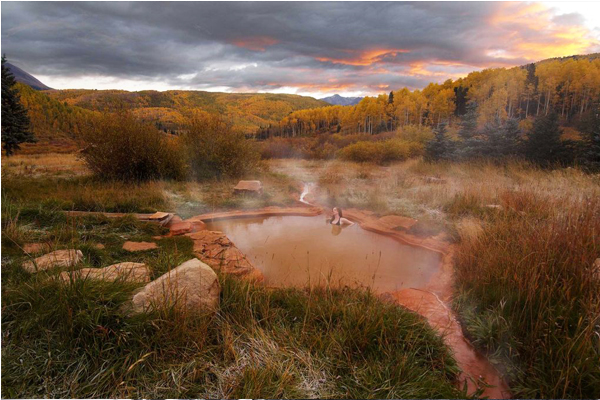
2,1,599,97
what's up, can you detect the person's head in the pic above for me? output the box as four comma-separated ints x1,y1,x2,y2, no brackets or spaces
332,207,343,218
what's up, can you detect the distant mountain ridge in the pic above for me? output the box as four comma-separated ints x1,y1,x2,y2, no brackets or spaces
5,62,52,90
320,94,363,106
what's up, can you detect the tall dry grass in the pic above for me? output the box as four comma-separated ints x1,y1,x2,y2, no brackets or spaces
453,189,600,398
269,158,600,397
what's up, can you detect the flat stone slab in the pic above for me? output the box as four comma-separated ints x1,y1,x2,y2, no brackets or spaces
22,249,83,273
147,211,171,221
122,241,158,252
59,262,151,283
169,221,194,236
65,211,174,226
233,180,263,194
22,242,51,254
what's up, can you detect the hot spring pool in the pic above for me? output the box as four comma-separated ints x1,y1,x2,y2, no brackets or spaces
205,215,441,292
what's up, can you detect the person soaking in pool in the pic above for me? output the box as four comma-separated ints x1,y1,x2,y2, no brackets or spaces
329,207,354,226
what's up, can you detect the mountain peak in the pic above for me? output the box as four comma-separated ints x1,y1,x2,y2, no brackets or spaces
5,62,52,91
320,94,363,106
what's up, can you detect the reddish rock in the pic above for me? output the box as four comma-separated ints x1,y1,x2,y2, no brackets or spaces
190,220,207,231
22,242,50,254
22,249,83,273
233,180,263,194
186,230,263,281
60,262,150,283
94,243,105,250
148,211,171,221
122,241,158,252
169,221,194,236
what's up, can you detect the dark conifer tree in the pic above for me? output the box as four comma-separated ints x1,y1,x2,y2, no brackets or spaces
425,123,455,162
1,56,36,155
524,113,565,167
453,85,469,116
458,102,478,140
501,117,523,158
584,110,600,171
388,91,394,105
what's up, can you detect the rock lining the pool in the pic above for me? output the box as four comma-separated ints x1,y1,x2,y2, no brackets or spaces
186,230,264,282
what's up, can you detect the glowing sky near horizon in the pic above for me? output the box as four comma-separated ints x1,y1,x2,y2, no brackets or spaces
2,1,599,98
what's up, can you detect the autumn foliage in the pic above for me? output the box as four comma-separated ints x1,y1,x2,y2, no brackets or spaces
79,111,187,181
182,112,260,180
262,55,600,138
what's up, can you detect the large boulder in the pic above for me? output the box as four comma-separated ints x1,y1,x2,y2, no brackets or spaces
22,249,83,273
59,262,151,284
130,258,220,314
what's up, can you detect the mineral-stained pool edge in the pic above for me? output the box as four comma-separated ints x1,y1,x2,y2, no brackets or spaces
205,215,442,293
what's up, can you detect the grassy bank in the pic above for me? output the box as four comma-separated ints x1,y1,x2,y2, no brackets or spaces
1,208,465,398
1,153,300,218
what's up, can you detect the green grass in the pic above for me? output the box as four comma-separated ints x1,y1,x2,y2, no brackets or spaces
1,175,168,213
1,196,466,398
1,263,466,398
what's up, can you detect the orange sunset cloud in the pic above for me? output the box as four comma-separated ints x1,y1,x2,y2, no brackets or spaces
231,36,279,51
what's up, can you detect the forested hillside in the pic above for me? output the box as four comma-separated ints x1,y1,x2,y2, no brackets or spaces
16,83,98,153
45,89,328,134
261,54,600,138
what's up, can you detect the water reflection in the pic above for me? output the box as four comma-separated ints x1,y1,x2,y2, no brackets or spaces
205,215,441,292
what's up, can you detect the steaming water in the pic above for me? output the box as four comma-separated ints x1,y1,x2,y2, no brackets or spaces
299,182,314,205
205,215,441,292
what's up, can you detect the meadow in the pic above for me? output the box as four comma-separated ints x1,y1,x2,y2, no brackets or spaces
2,152,599,398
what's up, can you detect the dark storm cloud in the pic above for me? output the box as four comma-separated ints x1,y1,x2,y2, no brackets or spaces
1,2,597,94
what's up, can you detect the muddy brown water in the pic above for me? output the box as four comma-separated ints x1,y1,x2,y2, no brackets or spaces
205,215,441,292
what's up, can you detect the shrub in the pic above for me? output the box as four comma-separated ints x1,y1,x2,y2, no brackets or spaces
259,138,303,159
183,113,259,180
396,125,434,144
79,111,187,181
338,139,419,164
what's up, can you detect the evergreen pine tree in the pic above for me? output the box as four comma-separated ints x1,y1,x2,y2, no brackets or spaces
584,110,600,171
425,123,455,162
1,56,36,155
453,85,469,116
480,115,503,158
455,102,483,160
501,118,523,158
458,102,478,139
524,113,565,167
388,91,394,105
